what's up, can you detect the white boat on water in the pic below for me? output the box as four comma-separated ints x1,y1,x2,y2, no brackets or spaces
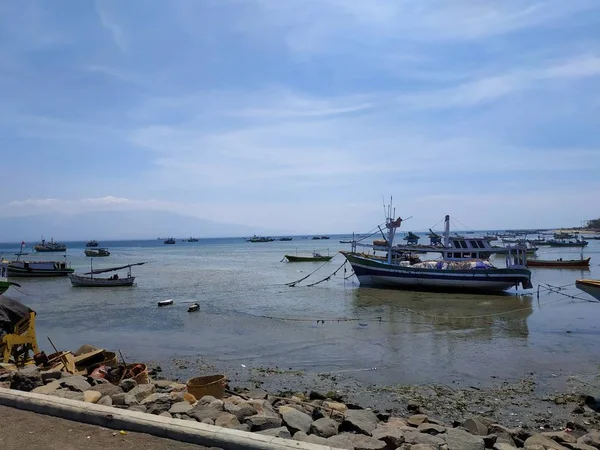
69,261,146,287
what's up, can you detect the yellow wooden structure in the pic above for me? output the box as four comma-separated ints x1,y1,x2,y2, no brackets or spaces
0,312,40,364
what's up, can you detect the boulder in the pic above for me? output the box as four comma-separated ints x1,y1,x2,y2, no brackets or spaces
41,371,62,384
199,395,218,405
111,393,127,406
60,376,92,392
209,400,224,410
446,428,484,450
407,414,429,427
32,380,62,395
119,378,137,392
418,423,447,435
154,380,176,389
159,412,172,418
324,401,348,414
327,432,387,450
97,396,112,406
578,431,600,448
124,394,140,406
404,430,446,447
341,409,380,436
48,389,85,401
188,406,224,423
214,413,240,429
309,417,339,438
224,402,258,421
169,402,193,415
464,417,489,436
245,414,283,432
89,383,123,397
371,424,405,448
128,383,155,402
10,371,43,392
140,393,170,405
246,389,268,399
410,446,439,450
524,434,569,450
386,417,408,428
279,405,313,434
258,427,292,439
294,431,330,446
147,400,171,415
83,390,102,403
542,431,577,444
566,443,598,450
201,418,215,425
128,405,147,413
493,444,519,450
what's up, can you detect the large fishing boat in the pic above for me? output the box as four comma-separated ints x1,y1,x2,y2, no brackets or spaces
69,261,146,287
34,238,67,252
341,203,532,293
5,243,74,277
576,279,600,301
86,240,99,247
84,248,110,257
247,235,274,242
164,237,176,244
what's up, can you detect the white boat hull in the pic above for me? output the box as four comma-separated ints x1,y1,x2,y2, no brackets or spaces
69,274,135,287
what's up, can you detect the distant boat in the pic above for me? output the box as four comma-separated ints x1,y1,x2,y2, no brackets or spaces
69,261,146,287
544,239,588,247
527,257,590,268
164,238,176,244
285,252,333,262
34,238,66,253
188,303,200,312
247,235,274,242
576,279,600,301
158,299,173,307
340,240,353,244
320,236,330,240
84,248,110,257
312,236,321,240
86,240,99,248
279,237,293,241
187,237,199,242
6,243,73,277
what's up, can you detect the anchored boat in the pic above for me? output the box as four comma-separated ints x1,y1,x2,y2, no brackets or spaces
34,238,67,252
342,203,532,293
526,257,591,268
84,248,110,257
5,243,73,277
69,261,146,287
86,240,99,248
285,252,333,262
576,279,600,301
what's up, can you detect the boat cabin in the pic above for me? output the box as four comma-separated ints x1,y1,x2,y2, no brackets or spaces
443,237,494,260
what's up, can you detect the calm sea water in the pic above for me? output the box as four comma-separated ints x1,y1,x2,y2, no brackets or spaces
2,235,599,387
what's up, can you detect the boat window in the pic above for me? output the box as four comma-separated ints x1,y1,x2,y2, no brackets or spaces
459,241,468,249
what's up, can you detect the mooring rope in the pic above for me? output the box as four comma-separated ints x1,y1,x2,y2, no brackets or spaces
305,261,348,287
285,256,340,287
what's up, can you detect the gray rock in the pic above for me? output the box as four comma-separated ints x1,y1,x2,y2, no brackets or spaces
341,409,380,436
493,444,519,450
208,399,224,410
236,424,251,432
10,371,43,392
279,405,313,434
294,431,330,446
446,428,485,450
566,443,598,450
410,445,439,450
224,402,257,421
246,389,268,399
48,389,85,401
199,395,218,405
543,431,577,444
128,383,155,402
201,418,214,425
496,432,517,447
404,430,446,447
214,413,240,429
119,378,137,392
32,380,62,395
327,432,387,450
169,401,193,415
464,417,489,436
525,434,569,449
407,414,429,427
189,406,224,422
578,431,600,448
245,414,283,432
147,400,171,415
309,417,339,438
41,371,62,384
258,427,292,439
97,396,112,406
371,424,405,448
181,415,197,422
89,383,123,397
159,412,172,418
418,423,446,434
60,376,92,392
128,405,147,413
124,394,140,406
154,379,175,389
140,393,170,405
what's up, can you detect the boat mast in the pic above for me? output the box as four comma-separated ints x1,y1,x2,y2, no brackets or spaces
443,215,450,248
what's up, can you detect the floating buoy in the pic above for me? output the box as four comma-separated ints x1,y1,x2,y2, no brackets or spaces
158,299,173,307
188,303,199,312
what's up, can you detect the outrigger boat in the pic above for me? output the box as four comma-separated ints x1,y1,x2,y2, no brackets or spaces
69,261,146,287
527,257,591,268
576,279,600,301
84,248,110,257
341,202,532,293
5,243,73,277
285,252,333,262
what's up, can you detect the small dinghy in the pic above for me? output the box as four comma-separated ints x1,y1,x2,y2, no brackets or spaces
187,303,199,312
158,299,173,307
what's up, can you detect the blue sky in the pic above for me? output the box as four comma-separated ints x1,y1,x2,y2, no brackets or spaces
2,0,600,234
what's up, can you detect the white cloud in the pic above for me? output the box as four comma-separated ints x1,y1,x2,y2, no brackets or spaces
94,0,127,52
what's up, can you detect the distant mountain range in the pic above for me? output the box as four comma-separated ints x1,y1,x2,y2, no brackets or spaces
0,210,284,242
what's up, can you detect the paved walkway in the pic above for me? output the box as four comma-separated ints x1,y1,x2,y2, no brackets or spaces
0,405,221,450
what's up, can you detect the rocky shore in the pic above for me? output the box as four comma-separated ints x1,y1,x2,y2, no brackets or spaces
3,365,600,450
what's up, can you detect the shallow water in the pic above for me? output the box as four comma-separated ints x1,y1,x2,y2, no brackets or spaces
2,236,599,387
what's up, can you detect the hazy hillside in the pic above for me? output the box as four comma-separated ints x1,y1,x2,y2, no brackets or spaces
0,210,282,241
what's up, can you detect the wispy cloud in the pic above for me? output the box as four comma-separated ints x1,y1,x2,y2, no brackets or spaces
94,0,127,52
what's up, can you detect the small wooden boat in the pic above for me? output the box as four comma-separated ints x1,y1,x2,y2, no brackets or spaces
164,238,176,244
158,299,173,307
527,257,590,268
69,261,145,287
285,252,333,262
544,239,588,247
188,303,200,312
576,279,600,301
84,248,110,257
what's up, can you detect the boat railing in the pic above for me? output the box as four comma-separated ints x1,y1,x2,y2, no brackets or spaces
505,245,527,269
